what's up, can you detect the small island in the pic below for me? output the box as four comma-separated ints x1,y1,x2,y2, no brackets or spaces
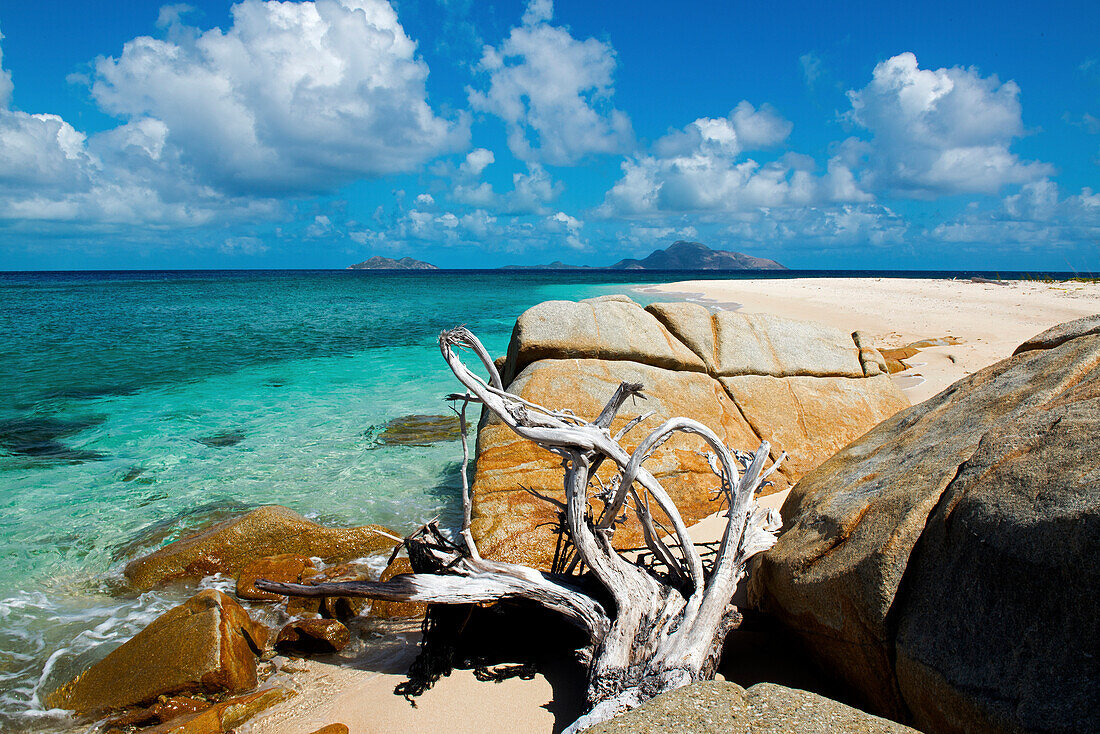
502,241,786,271
347,256,438,270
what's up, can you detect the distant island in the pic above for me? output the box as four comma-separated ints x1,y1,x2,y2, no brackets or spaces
504,241,786,271
347,256,438,270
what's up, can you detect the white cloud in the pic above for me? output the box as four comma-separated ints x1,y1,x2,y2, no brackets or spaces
460,148,495,177
930,179,1100,246
91,0,467,195
599,102,866,216
468,0,632,165
844,52,1052,197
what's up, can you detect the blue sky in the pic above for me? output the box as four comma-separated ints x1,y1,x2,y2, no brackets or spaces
0,0,1097,270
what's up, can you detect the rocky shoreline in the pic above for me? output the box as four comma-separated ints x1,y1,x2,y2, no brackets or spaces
39,299,1100,733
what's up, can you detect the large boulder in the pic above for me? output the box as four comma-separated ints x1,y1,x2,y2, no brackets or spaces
751,315,1100,732
124,505,398,590
500,295,707,385
472,297,908,568
47,590,268,715
588,680,918,733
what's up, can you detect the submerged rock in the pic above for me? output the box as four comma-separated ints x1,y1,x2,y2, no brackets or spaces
0,414,105,462
751,315,1100,732
193,429,246,448
588,680,917,733
124,505,398,590
47,590,269,715
367,413,468,447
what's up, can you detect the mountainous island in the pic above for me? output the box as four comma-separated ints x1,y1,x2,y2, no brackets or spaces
503,241,786,270
347,256,438,270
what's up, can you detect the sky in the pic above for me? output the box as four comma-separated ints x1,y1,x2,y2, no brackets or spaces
0,0,1097,270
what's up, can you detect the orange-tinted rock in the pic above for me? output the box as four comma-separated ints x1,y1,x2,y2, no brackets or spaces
721,374,910,480
471,359,777,568
104,696,210,728
141,687,294,734
307,725,350,734
284,562,374,619
47,590,269,715
237,554,318,602
369,557,427,619
472,298,909,571
124,505,398,590
275,618,351,654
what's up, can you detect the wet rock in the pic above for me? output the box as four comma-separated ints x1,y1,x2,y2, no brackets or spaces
588,680,918,733
368,414,468,447
124,505,398,590
750,320,1100,730
237,554,319,601
283,561,375,619
139,687,294,734
307,725,350,734
104,696,210,728
369,557,426,619
47,590,269,715
193,429,246,448
275,618,351,654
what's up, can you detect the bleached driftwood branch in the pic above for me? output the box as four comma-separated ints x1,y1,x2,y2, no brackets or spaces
258,326,783,732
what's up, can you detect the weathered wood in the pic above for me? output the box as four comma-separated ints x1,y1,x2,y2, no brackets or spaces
256,326,783,731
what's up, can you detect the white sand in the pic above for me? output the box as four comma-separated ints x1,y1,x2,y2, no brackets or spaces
247,491,792,734
642,277,1100,403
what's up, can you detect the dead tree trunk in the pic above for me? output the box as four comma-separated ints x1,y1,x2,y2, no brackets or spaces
258,326,783,732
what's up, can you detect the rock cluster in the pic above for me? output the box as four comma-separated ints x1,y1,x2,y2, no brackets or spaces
51,506,410,729
751,314,1100,732
472,296,909,567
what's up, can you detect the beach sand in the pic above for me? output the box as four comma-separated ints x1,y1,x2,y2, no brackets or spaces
642,277,1100,403
248,491,793,734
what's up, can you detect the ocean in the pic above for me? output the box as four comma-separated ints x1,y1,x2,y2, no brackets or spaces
0,268,1068,731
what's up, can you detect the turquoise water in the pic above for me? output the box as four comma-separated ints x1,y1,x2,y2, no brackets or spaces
0,269,695,731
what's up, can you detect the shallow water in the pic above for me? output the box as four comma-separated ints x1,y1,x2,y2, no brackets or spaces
0,269,699,731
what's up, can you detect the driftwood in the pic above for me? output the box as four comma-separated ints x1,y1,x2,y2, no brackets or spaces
257,327,784,731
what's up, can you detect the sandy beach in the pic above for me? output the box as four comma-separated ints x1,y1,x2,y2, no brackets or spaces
642,277,1100,403
244,277,1100,733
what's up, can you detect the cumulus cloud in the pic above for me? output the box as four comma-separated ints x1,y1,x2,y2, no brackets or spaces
844,52,1052,196
599,102,866,216
468,0,632,165
460,148,494,177
91,0,467,195
929,179,1100,246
